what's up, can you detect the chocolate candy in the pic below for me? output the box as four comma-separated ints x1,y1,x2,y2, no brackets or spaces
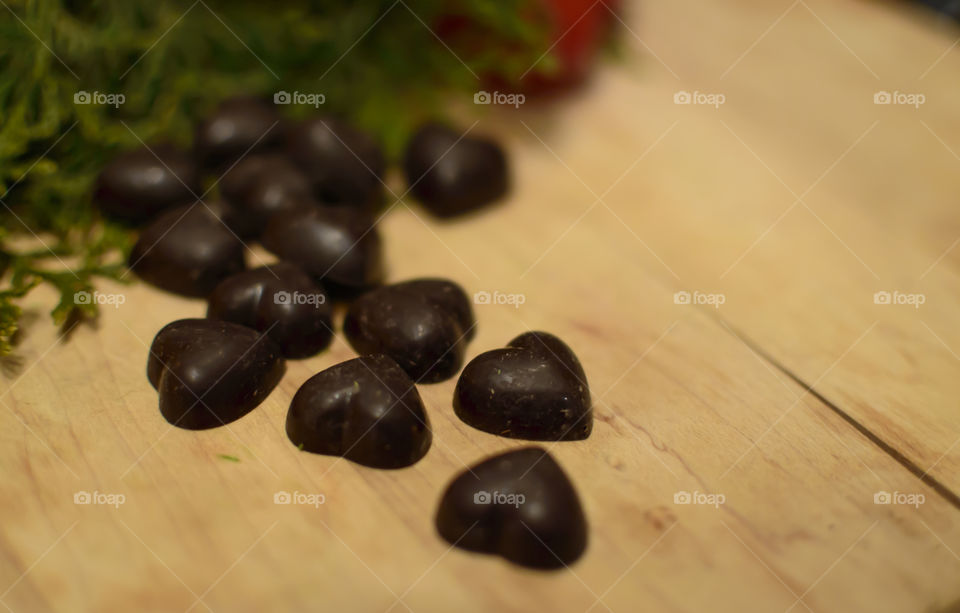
286,117,385,207
195,97,283,170
207,263,333,359
129,204,246,297
286,354,431,468
219,153,285,204
148,319,285,429
343,279,475,383
436,447,588,569
261,205,384,292
454,331,592,441
218,154,313,228
202,198,259,239
403,123,508,217
94,144,200,223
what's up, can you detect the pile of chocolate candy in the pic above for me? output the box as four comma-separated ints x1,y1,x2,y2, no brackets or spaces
98,97,593,570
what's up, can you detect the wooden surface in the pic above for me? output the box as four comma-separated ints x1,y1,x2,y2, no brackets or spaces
3,0,960,611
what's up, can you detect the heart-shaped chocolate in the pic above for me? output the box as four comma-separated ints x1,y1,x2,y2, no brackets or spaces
219,153,289,205
129,204,246,297
454,331,592,441
260,205,384,293
95,144,200,224
436,447,588,569
343,278,475,383
403,122,508,218
194,97,283,170
207,263,333,359
217,153,313,229
286,354,431,468
148,319,285,430
286,117,385,207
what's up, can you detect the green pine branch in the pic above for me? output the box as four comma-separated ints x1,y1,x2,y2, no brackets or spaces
0,0,553,355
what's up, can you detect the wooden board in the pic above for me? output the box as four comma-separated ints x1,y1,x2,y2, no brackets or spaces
587,0,960,496
3,1,960,611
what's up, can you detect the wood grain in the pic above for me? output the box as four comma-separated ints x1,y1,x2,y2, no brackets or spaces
3,1,960,612
574,0,960,493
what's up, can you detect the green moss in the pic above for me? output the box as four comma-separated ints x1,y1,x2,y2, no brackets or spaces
0,0,551,355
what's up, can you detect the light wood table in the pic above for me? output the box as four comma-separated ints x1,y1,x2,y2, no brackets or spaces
3,0,960,611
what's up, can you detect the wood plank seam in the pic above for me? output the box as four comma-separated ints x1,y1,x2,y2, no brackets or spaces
713,313,960,511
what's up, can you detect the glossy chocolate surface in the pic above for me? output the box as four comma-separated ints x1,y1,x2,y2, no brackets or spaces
148,318,285,430
95,144,200,223
286,354,431,468
218,153,313,228
129,204,246,297
403,123,508,218
453,331,592,441
207,263,332,359
436,447,588,569
261,205,384,290
286,117,385,207
195,97,283,170
343,279,475,383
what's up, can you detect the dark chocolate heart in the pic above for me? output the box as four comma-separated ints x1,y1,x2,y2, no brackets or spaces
219,153,289,204
207,263,333,359
147,319,285,430
453,331,592,441
436,447,588,569
129,204,246,297
403,122,508,218
194,96,283,170
286,354,431,469
260,205,384,292
343,279,475,383
286,117,385,207
95,144,200,223
217,153,313,229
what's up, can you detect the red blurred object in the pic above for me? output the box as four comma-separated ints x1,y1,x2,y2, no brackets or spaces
523,0,616,93
438,0,618,97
